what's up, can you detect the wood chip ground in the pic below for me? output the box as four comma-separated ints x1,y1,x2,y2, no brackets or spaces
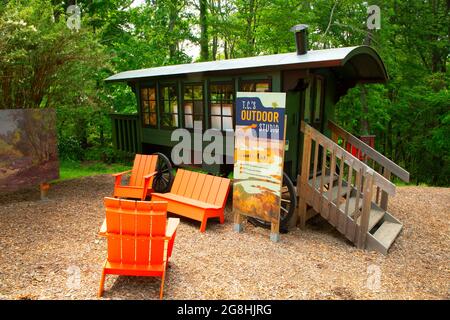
0,175,448,300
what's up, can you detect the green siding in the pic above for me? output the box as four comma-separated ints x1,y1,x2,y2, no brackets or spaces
110,114,141,153
112,70,337,181
326,81,336,137
284,91,301,179
318,69,336,138
142,128,178,147
138,72,280,146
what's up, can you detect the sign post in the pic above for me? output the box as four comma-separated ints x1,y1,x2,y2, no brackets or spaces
232,92,287,242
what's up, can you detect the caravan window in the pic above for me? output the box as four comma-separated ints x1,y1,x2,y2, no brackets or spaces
160,84,179,129
183,84,204,129
141,86,157,128
240,79,271,92
209,83,234,131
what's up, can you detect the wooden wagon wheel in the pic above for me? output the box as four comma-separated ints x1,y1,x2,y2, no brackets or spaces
152,152,174,193
248,171,297,233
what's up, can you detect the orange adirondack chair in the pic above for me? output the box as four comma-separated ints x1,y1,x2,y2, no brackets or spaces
152,169,231,232
98,197,179,299
113,154,158,200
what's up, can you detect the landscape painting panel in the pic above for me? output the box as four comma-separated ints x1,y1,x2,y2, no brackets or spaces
0,109,59,193
233,137,284,223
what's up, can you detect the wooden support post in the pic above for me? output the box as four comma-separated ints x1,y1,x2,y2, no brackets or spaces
298,126,312,229
380,170,391,211
331,131,338,144
270,220,280,242
233,211,244,233
40,183,50,201
357,173,373,249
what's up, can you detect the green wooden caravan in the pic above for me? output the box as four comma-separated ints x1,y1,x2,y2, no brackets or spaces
106,25,409,254
107,26,386,177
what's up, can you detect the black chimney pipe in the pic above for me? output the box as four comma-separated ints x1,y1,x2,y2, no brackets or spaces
290,24,309,55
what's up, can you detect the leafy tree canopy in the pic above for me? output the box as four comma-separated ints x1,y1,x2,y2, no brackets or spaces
0,0,448,185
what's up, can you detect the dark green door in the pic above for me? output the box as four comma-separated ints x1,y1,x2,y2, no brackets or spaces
297,75,326,179
284,91,301,181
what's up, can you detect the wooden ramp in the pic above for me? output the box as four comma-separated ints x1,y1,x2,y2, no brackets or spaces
298,122,409,255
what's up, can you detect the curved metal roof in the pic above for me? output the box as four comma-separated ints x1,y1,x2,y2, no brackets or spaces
105,45,387,83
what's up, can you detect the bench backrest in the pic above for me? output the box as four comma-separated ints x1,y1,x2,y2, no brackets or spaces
104,197,167,265
129,154,158,187
170,169,231,208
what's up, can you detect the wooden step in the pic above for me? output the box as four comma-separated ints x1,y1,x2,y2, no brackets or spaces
308,174,337,189
367,207,385,231
367,221,402,255
323,184,350,202
353,203,385,231
339,196,363,215
368,204,386,231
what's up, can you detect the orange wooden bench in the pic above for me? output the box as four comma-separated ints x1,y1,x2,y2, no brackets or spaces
113,154,158,200
98,197,179,299
151,169,231,232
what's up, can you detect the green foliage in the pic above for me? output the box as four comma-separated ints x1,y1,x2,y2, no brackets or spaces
56,159,131,182
83,146,135,165
57,135,83,161
0,0,107,109
333,0,449,186
0,0,448,186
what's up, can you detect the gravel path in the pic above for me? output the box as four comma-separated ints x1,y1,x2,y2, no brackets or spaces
0,175,448,300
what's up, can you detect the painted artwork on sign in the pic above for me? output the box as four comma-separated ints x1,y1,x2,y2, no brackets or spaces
0,109,59,193
232,92,286,224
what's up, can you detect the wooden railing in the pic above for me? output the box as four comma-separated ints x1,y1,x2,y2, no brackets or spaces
298,122,397,248
110,113,141,153
328,121,409,212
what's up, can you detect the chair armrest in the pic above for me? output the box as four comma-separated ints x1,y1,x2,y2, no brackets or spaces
166,218,180,238
98,219,107,237
112,170,132,177
143,171,158,180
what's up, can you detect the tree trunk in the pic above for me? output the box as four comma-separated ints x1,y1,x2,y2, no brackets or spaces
212,36,218,60
224,41,229,59
76,118,88,156
245,0,256,56
359,84,370,135
199,0,209,61
168,2,178,59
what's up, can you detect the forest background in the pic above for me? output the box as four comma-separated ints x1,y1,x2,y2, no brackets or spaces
0,0,448,185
